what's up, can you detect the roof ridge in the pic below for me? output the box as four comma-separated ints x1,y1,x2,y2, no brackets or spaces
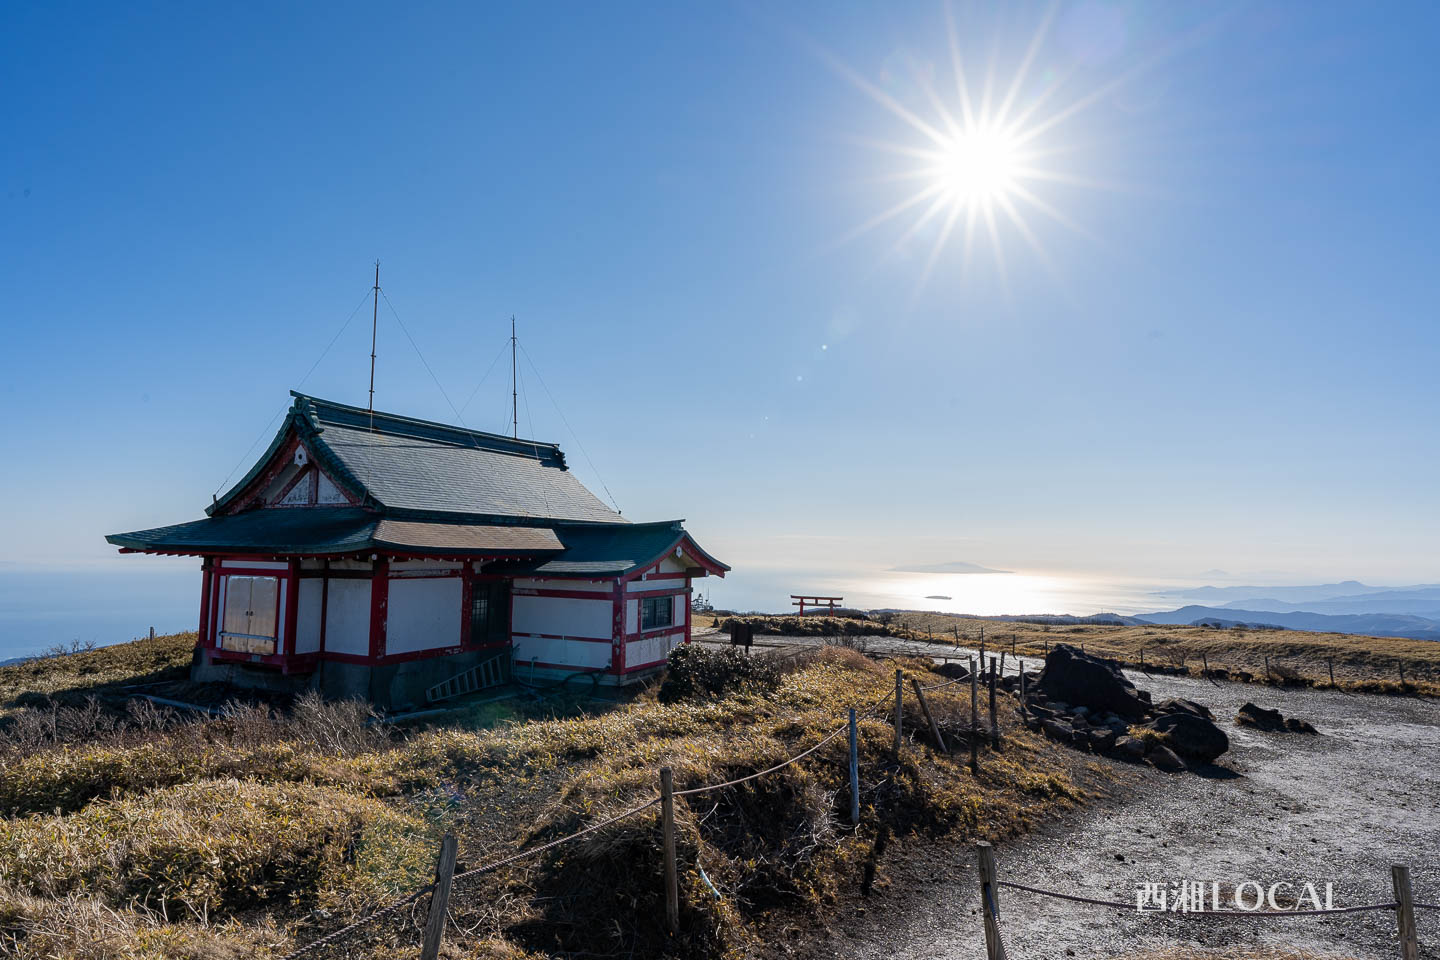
290,391,565,462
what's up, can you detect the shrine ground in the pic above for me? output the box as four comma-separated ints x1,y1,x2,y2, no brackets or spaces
698,630,1440,960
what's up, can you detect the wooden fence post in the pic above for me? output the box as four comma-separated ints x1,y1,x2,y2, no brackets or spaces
420,832,458,960
848,708,860,825
976,841,1008,960
661,767,678,934
1202,652,1209,677
988,658,999,749
1139,646,1144,670
894,669,904,754
969,657,979,774
1019,669,1028,721
1328,657,1336,686
1265,655,1271,681
1393,863,1418,960
911,678,947,753
999,650,1007,677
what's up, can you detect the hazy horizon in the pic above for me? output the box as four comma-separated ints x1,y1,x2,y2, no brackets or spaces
5,3,1440,626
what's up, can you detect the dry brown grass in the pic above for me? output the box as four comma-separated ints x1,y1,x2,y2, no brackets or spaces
890,613,1440,697
0,632,196,720
0,641,1112,959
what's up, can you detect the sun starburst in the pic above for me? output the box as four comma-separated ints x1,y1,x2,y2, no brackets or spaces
822,2,1140,294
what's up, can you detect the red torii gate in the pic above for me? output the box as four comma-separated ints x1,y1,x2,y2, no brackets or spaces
791,594,842,617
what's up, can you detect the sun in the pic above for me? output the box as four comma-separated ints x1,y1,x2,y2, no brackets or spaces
819,3,1134,291
935,127,1022,206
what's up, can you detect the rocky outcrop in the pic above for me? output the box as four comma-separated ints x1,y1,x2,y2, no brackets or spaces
1236,702,1318,734
1147,743,1186,772
1035,644,1149,720
1148,712,1229,764
1154,698,1213,720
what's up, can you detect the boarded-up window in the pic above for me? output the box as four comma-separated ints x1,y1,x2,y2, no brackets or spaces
470,580,510,644
220,576,279,655
641,595,674,631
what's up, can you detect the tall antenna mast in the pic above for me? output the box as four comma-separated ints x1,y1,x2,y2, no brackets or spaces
368,260,380,431
510,315,518,439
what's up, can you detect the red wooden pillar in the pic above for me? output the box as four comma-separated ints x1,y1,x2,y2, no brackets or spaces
684,578,692,645
282,558,300,667
369,558,390,661
197,558,213,647
611,580,626,675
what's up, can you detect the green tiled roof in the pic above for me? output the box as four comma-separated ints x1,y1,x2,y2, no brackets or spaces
208,393,624,524
500,521,730,577
106,508,565,556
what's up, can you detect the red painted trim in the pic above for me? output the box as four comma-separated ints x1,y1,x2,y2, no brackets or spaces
271,465,313,506
627,587,688,599
460,574,474,649
197,561,213,647
512,632,612,643
624,626,687,643
283,559,300,657
517,659,608,672
684,576,692,645
223,433,304,515
217,566,293,578
611,581,625,676
208,569,222,646
378,645,466,665
300,569,372,580
369,559,389,659
317,560,329,654
621,659,670,674
642,571,685,581
514,587,616,600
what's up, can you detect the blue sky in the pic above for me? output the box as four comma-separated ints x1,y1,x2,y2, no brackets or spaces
3,1,1439,604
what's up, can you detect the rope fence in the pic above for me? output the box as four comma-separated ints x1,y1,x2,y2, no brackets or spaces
279,654,1424,960
280,676,910,958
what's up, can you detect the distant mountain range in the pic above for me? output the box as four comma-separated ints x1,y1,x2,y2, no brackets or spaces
892,561,1012,575
1135,605,1440,640
1138,580,1440,640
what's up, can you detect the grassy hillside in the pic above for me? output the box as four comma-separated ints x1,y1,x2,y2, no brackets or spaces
887,613,1440,696
0,637,1109,959
0,632,195,718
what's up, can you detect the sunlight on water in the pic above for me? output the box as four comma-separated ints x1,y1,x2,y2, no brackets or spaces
705,568,1179,617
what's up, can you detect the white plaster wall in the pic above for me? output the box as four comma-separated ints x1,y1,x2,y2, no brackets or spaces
658,555,686,574
514,578,611,593
512,636,611,671
329,559,372,572
624,599,637,634
295,579,323,654
391,560,462,574
513,595,612,640
386,577,462,654
316,472,346,504
325,579,372,656
221,559,288,571
626,632,682,669
627,578,683,593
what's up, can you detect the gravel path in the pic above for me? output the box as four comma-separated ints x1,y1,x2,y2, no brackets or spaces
708,632,1440,960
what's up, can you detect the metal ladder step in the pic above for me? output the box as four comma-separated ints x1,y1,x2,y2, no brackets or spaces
426,652,512,704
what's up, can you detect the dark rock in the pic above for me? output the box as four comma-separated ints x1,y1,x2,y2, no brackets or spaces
1236,702,1286,732
1041,719,1074,743
1155,698,1213,720
1113,736,1146,761
1035,645,1149,720
935,662,973,681
1089,728,1118,752
1149,713,1229,764
1147,743,1185,772
1284,717,1319,735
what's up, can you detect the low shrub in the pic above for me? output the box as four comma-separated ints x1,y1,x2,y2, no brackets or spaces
657,645,783,703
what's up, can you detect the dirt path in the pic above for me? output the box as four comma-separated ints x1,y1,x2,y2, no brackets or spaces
706,632,1440,960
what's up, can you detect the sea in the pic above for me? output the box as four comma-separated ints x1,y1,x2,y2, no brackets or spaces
0,564,1200,663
